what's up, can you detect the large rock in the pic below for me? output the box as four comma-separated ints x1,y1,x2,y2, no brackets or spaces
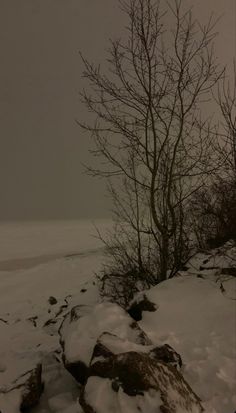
0,363,43,413
91,333,182,371
59,302,152,385
59,305,91,385
80,351,203,413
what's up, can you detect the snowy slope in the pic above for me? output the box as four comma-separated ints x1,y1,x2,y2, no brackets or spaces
140,276,236,413
0,221,235,413
0,220,108,413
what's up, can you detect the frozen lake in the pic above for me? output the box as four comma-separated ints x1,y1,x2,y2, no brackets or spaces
0,220,111,270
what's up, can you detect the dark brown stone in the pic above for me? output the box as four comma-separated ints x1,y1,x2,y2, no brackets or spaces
149,343,182,370
127,294,157,321
80,352,203,413
62,357,88,385
20,364,43,412
221,267,236,276
48,296,57,305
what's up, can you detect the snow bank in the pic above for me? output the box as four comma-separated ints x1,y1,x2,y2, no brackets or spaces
140,276,236,412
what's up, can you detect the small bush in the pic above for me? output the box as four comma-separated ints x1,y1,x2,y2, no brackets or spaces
98,266,152,308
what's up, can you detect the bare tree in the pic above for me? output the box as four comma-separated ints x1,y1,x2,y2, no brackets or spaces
191,65,236,249
217,63,236,176
79,0,222,284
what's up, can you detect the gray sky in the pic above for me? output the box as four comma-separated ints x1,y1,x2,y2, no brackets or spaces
0,0,235,220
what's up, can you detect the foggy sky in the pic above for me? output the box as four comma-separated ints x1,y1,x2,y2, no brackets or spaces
0,0,235,220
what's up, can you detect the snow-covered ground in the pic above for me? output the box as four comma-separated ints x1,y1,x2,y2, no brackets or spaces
0,221,235,413
141,276,236,412
0,220,109,413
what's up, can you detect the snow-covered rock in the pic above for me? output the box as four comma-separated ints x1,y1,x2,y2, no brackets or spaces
127,293,157,321
0,363,43,413
183,240,236,278
80,351,203,413
91,333,182,371
59,302,152,384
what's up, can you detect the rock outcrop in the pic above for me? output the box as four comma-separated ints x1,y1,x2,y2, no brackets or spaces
59,301,203,412
80,351,203,413
59,302,152,385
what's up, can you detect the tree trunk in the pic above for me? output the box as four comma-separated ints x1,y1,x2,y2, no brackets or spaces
159,234,169,282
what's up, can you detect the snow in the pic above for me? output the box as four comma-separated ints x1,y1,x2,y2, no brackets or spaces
0,220,109,413
140,276,236,413
0,389,22,413
84,376,162,413
61,302,150,366
91,333,152,360
0,220,235,413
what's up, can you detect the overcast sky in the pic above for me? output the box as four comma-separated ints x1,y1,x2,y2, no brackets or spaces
0,0,235,221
